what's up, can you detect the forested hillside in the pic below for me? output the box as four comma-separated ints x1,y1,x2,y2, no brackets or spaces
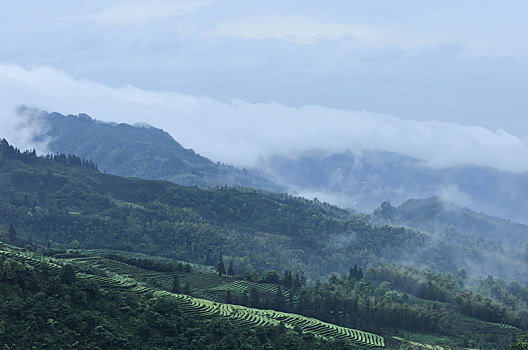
1,138,527,285
1,242,527,349
0,138,422,279
36,110,528,226
38,111,282,190
263,150,528,224
371,197,528,245
2,139,528,348
0,243,361,350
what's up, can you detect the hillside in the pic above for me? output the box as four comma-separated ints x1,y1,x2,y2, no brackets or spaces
262,150,528,224
0,243,366,350
37,110,282,190
1,243,526,349
1,138,527,284
35,111,528,225
370,197,528,245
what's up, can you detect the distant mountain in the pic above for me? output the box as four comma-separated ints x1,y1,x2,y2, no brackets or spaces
261,150,528,224
2,138,527,282
38,111,283,190
370,197,528,246
32,110,528,224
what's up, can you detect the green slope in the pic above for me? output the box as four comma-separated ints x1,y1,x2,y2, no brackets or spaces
0,138,427,279
40,111,282,190
371,197,528,245
0,242,369,350
3,243,525,349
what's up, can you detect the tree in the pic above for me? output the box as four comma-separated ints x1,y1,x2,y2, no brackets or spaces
217,255,226,276
264,270,281,284
293,273,301,290
273,286,285,310
171,276,180,293
176,263,184,272
183,282,191,295
227,261,234,276
511,335,528,350
60,264,76,285
7,224,17,244
349,265,359,282
226,290,233,304
283,270,293,288
348,265,363,281
249,288,260,308
457,267,467,281
241,290,249,306
70,239,80,249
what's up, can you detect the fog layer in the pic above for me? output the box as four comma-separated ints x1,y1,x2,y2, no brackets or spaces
1,63,528,174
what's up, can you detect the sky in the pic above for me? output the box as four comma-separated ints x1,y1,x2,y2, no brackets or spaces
1,1,527,170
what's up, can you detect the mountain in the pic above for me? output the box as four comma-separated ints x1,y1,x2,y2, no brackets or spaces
0,243,362,350
1,242,526,349
261,150,528,224
0,138,420,279
370,197,528,246
2,139,528,348
37,110,283,190
36,110,528,225
1,138,527,284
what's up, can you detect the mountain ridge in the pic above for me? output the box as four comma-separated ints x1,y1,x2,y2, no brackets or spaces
38,110,283,191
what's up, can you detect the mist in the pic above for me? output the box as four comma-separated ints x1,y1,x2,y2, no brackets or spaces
1,63,528,176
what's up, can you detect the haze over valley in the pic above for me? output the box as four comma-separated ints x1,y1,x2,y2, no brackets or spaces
1,1,528,349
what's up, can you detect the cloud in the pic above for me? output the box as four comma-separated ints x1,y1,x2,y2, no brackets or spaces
75,0,215,26
1,63,528,173
0,105,51,154
188,15,426,49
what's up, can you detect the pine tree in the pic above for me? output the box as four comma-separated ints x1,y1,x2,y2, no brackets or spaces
227,261,234,276
249,288,260,308
348,265,363,281
349,265,359,281
274,286,285,310
60,264,76,285
183,282,191,295
7,225,17,244
171,275,180,293
241,290,249,306
283,270,293,288
217,255,226,276
226,290,233,304
293,273,301,290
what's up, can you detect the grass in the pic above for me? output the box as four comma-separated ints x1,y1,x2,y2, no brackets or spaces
0,244,385,348
1,244,522,349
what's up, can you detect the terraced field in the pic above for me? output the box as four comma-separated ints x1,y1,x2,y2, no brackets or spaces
3,245,524,349
78,248,215,272
194,279,294,304
68,249,294,305
152,290,385,347
0,245,385,347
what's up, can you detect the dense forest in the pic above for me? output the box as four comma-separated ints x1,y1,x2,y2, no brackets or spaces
2,242,526,349
34,111,528,225
0,247,361,350
1,139,528,349
38,111,282,190
2,138,526,284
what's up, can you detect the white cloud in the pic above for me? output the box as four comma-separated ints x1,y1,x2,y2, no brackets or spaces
77,0,215,26
197,16,418,47
1,63,528,173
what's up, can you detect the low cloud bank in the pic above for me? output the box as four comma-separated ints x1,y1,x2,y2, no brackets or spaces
1,63,527,172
